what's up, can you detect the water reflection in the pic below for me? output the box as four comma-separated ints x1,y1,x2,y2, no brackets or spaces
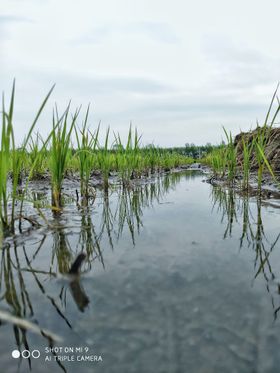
3,170,280,372
211,186,280,318
0,171,186,372
0,240,66,371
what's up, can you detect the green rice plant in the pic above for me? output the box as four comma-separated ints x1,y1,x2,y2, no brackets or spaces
75,106,99,200
241,136,254,190
28,133,48,179
49,105,79,208
255,141,278,184
223,127,237,183
253,124,279,191
161,151,174,170
114,126,142,186
0,98,12,232
97,127,111,190
0,81,54,235
207,146,226,177
138,146,192,176
143,146,159,174
254,127,268,191
254,85,280,191
126,127,142,178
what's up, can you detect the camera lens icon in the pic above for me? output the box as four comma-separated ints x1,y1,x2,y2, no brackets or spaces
12,350,40,359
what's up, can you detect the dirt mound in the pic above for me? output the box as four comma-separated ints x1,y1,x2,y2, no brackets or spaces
234,127,280,171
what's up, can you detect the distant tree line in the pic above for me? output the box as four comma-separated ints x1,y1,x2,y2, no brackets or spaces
158,143,219,159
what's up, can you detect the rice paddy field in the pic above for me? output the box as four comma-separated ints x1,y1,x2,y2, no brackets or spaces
1,84,280,373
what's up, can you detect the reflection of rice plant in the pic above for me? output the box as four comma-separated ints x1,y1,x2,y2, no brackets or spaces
211,187,238,238
52,229,73,273
115,188,142,245
211,186,280,302
0,242,63,372
79,212,104,269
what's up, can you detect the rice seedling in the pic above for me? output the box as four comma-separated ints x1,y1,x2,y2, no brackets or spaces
241,136,254,190
255,141,278,184
203,85,280,191
254,85,280,191
0,81,54,235
0,95,13,233
254,126,269,192
28,133,48,179
0,82,199,240
206,146,226,177
97,127,111,190
75,106,99,201
49,105,79,209
222,127,237,183
114,126,142,186
142,146,159,174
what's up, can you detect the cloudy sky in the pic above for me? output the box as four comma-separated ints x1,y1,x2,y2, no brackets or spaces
1,0,280,146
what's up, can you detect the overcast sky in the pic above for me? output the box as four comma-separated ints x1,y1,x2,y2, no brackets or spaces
1,0,280,146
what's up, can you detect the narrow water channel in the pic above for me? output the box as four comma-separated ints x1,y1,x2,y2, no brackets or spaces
1,171,280,373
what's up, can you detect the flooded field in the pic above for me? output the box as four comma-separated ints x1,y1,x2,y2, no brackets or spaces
1,170,280,373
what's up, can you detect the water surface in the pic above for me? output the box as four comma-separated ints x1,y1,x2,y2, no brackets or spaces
1,171,280,373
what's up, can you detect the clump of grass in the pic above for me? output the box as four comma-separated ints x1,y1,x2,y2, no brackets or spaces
255,140,277,185
254,85,280,192
223,127,237,184
207,86,280,190
97,127,111,190
28,133,47,179
0,89,13,233
0,81,53,235
241,136,254,190
75,106,99,201
205,145,226,178
254,124,272,192
114,126,142,186
50,105,79,208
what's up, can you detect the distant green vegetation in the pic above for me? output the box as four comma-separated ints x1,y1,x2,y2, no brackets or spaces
158,143,215,158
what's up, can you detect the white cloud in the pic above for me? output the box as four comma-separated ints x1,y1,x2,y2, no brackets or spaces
1,0,280,146
75,21,179,45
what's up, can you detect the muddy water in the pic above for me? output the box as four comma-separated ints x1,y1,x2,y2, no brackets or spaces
1,171,280,373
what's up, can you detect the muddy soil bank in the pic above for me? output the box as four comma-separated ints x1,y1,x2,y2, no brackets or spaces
18,164,209,189
234,127,280,171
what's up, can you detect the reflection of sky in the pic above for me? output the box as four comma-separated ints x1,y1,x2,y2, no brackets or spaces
1,0,280,146
2,172,280,372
